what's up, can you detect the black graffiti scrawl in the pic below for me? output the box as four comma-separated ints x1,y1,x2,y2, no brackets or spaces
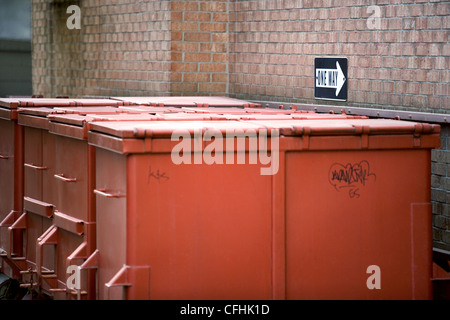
328,160,376,198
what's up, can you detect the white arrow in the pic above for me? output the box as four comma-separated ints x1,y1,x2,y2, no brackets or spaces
315,61,347,96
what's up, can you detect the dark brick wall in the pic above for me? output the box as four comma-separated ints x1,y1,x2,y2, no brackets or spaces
432,124,450,252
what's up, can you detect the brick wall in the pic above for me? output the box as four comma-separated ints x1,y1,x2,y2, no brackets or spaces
229,0,449,113
32,0,172,97
432,124,450,252
32,0,448,109
170,1,229,95
32,0,231,98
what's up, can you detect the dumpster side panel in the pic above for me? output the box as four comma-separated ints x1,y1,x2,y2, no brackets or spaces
42,218,55,272
24,127,43,200
23,127,56,273
53,135,88,221
25,213,40,266
56,229,84,285
0,119,15,253
95,148,127,300
126,153,273,300
42,131,57,205
286,149,432,300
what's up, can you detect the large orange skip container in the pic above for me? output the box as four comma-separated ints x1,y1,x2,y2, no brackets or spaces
12,106,147,299
2,95,368,299
51,107,362,295
86,118,440,300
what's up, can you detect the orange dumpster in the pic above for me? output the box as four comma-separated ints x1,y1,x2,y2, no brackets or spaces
86,118,440,300
13,106,147,299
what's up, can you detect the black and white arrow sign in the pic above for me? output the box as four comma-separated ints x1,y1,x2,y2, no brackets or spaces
315,57,348,101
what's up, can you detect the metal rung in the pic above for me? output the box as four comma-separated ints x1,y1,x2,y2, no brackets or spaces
20,270,36,274
11,257,26,261
41,270,55,275
20,283,38,288
69,290,88,296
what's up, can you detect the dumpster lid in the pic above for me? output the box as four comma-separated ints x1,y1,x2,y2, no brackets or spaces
244,108,314,114
17,98,122,107
213,114,297,120
85,113,161,122
180,107,254,114
52,106,124,114
179,107,312,115
48,113,162,126
71,98,124,106
110,96,261,107
89,118,440,138
48,114,93,127
18,98,77,107
118,106,180,113
89,120,269,138
157,113,228,121
241,119,441,136
18,107,64,117
48,114,94,140
0,98,20,109
88,118,440,153
204,113,364,121
18,106,126,116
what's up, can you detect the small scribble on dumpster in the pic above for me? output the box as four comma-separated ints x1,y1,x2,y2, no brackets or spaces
328,160,376,198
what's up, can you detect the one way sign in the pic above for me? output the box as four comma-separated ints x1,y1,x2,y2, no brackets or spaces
314,57,348,101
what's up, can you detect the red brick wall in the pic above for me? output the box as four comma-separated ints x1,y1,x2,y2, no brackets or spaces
32,0,231,98
170,1,229,95
32,1,448,110
229,0,449,113
32,0,172,97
